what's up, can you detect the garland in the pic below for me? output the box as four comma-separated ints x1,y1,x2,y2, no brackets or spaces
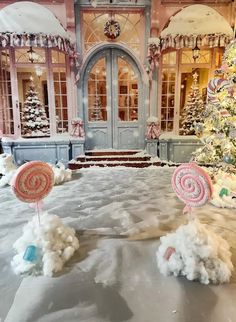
104,19,121,40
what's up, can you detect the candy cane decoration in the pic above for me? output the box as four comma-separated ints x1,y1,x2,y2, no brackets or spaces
171,163,213,215
207,78,230,104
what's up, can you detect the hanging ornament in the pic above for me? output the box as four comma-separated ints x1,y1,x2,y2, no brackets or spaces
223,154,235,164
104,19,121,40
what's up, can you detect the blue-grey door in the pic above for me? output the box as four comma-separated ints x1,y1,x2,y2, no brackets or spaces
84,48,144,150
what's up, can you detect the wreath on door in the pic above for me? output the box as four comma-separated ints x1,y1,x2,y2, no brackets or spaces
104,19,121,39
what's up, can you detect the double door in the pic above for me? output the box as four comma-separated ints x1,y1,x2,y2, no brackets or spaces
84,48,143,150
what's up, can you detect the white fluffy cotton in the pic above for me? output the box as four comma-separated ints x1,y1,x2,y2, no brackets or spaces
0,153,17,187
11,212,79,277
50,162,72,185
156,220,233,284
211,170,236,208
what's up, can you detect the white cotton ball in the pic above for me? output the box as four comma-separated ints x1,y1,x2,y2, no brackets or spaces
43,252,63,277
156,220,233,284
11,212,79,277
62,246,75,261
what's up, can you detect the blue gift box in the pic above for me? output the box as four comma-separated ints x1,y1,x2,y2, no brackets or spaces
23,245,38,262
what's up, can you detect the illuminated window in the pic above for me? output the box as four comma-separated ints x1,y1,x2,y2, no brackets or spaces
0,49,14,134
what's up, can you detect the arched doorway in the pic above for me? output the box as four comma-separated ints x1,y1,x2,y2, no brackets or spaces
83,48,144,150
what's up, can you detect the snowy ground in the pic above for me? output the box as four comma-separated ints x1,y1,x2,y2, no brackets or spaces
1,166,236,322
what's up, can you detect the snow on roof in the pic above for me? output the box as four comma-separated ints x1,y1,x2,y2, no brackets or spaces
161,5,233,37
0,1,69,39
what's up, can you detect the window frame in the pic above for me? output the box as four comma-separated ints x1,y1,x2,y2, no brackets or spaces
159,47,225,135
0,46,71,138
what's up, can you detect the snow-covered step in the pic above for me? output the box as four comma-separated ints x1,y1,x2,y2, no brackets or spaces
68,159,161,170
76,155,152,162
85,150,141,156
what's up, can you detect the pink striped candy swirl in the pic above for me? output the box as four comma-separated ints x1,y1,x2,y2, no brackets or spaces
171,163,213,208
12,161,54,203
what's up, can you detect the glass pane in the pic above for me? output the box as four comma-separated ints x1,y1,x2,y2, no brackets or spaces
16,66,50,137
162,51,176,65
118,57,138,122
51,50,66,64
161,68,176,132
15,48,46,63
179,68,208,135
53,67,68,133
0,49,14,135
88,58,107,121
82,12,143,57
181,50,210,64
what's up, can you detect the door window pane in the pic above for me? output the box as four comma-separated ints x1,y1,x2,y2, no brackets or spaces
0,49,14,134
88,58,107,121
118,57,138,122
53,67,68,133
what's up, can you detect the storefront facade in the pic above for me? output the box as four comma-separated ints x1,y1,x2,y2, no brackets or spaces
0,0,235,164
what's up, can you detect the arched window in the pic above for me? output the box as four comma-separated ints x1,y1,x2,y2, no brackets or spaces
82,11,144,58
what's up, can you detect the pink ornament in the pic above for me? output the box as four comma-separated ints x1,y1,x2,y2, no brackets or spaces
12,161,54,203
171,163,213,213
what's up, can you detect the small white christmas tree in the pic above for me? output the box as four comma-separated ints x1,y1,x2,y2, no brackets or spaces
21,84,50,137
179,73,205,135
91,96,103,121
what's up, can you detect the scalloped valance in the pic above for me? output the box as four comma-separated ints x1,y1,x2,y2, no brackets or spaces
0,32,75,55
160,33,232,51
147,33,233,79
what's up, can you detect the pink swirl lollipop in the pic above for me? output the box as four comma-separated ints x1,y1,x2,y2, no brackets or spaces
12,161,54,203
171,163,213,213
207,78,230,104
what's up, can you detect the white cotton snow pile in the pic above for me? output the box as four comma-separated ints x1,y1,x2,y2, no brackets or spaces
156,219,233,284
11,212,79,277
0,153,17,187
50,162,72,185
210,170,236,208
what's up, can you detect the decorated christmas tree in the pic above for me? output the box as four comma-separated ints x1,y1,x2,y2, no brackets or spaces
21,84,50,137
179,72,205,135
91,96,103,121
193,40,236,166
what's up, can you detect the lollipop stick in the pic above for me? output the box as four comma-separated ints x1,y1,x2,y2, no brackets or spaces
36,201,41,226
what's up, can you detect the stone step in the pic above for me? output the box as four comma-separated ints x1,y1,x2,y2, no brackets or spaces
85,150,141,156
68,160,161,170
76,155,152,162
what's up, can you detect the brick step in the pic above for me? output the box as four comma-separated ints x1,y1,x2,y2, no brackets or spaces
68,160,161,170
76,155,152,162
85,150,141,156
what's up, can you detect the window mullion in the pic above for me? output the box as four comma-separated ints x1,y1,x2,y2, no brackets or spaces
46,48,57,136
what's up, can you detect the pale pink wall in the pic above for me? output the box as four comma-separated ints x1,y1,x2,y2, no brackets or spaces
150,0,234,36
